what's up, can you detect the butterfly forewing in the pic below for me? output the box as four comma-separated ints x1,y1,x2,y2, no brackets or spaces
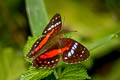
61,38,90,64
26,13,90,69
26,37,45,58
42,13,62,36
32,42,61,69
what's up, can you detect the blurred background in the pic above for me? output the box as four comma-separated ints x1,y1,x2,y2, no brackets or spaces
0,0,120,80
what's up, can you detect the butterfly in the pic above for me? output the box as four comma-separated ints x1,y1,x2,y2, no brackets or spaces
26,13,90,69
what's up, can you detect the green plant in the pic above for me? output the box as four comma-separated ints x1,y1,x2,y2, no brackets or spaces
19,0,120,80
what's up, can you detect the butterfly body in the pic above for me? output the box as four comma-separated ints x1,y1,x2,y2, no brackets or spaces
32,33,64,60
26,13,90,69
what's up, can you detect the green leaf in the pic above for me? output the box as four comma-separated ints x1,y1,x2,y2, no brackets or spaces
24,0,92,80
19,0,55,80
22,36,55,80
88,31,120,51
0,47,26,80
84,31,120,68
59,64,91,80
26,0,48,36
19,67,54,80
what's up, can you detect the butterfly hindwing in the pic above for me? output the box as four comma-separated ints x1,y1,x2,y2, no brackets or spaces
26,13,90,69
42,13,62,36
32,42,61,69
61,38,90,64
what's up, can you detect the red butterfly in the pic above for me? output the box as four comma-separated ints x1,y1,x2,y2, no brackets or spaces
26,13,90,69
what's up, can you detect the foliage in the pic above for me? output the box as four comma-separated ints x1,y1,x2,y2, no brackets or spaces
0,0,120,80
19,67,54,80
24,36,40,63
0,48,26,80
26,0,48,36
59,64,91,80
19,0,120,80
19,0,92,80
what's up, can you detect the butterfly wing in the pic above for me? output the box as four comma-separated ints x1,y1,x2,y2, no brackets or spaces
32,43,61,69
26,37,46,58
42,13,62,36
61,38,90,64
26,13,62,58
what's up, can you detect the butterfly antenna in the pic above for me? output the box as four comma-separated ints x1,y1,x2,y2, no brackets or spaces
67,30,77,34
61,30,78,34
62,15,77,34
63,15,65,27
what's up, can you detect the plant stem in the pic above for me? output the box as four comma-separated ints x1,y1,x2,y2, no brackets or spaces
54,70,59,80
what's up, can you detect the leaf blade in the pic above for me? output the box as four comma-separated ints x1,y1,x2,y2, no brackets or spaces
19,67,54,80
26,0,48,36
59,64,91,80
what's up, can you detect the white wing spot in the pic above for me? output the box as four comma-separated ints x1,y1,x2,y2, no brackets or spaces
51,60,54,63
55,17,58,19
56,59,58,61
52,19,54,22
37,41,39,44
84,48,86,50
72,46,75,50
71,50,74,54
54,24,57,27
68,52,72,57
80,55,82,57
51,25,54,28
34,45,37,47
44,31,47,33
48,62,50,64
59,21,61,24
64,57,68,59
56,22,59,25
48,28,51,31
75,42,78,45
82,51,84,54
58,16,60,18
74,45,77,48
